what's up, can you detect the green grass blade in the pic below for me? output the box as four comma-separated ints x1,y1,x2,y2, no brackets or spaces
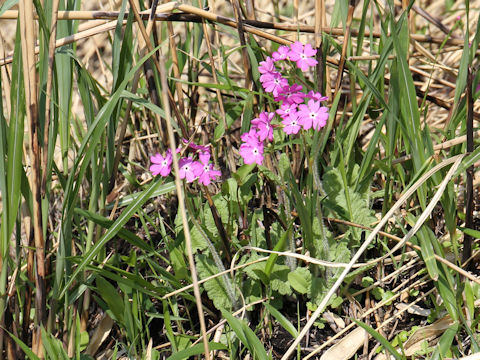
354,320,404,360
4,329,40,360
264,303,298,337
59,177,163,298
166,342,227,360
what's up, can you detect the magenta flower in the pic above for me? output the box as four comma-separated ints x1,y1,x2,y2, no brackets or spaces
272,45,290,61
258,57,276,75
182,139,210,152
288,41,318,71
195,152,221,185
275,84,305,105
306,90,328,102
150,150,172,176
178,157,201,183
241,128,260,143
260,72,288,96
276,103,298,119
298,99,329,130
282,112,302,135
239,137,264,165
251,112,274,142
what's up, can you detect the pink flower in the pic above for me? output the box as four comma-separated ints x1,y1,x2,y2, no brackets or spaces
195,152,221,185
272,45,290,61
288,41,318,71
260,72,288,96
306,90,328,102
150,150,172,176
297,99,329,130
282,112,302,135
251,112,274,142
276,103,298,119
258,57,276,75
275,84,305,105
182,139,210,152
239,136,264,165
241,128,260,143
178,157,201,183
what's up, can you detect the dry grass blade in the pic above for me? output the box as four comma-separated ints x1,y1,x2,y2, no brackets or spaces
19,0,46,356
84,314,114,356
281,154,465,360
41,0,60,197
319,327,367,360
0,9,467,48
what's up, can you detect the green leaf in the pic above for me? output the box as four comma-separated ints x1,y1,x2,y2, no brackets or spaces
459,226,480,239
0,0,18,16
233,163,257,185
74,208,157,254
221,309,269,360
95,275,125,324
265,223,291,278
354,320,404,360
106,181,175,209
265,303,298,337
196,254,234,311
288,267,312,294
60,176,164,298
430,321,459,360
166,342,227,360
418,226,439,281
4,329,40,360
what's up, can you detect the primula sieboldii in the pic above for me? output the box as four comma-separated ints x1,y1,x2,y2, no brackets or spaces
281,112,302,135
150,149,173,176
298,99,329,131
260,72,288,97
274,84,305,105
272,45,290,61
150,42,329,175
288,42,318,71
251,112,275,142
239,137,264,165
150,140,221,185
239,41,329,166
196,151,222,186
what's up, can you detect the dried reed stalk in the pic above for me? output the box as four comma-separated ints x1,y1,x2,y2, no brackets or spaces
18,0,46,357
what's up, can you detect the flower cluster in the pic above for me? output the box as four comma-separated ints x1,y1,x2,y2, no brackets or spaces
150,42,329,178
239,42,329,166
150,139,221,185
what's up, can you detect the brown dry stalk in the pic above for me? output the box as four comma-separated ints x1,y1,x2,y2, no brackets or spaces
334,0,355,96
0,8,465,47
18,0,46,357
201,0,237,173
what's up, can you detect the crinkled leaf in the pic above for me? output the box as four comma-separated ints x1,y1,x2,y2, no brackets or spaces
288,267,312,294
196,254,233,311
